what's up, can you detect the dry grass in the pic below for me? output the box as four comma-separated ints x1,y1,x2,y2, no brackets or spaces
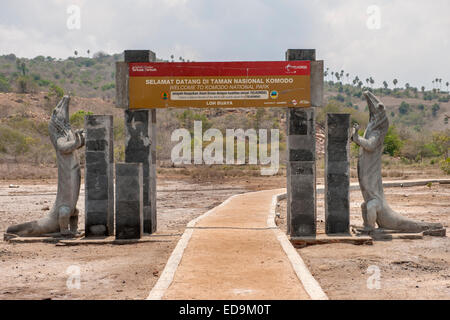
0,163,57,180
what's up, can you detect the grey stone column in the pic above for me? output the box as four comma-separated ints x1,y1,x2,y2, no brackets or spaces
84,115,114,237
287,109,316,237
325,113,351,234
115,163,143,239
125,110,157,234
286,49,323,238
121,50,157,234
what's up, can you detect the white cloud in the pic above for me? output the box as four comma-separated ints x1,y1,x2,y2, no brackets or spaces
0,0,448,89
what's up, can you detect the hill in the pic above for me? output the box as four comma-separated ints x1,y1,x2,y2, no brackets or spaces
0,53,448,178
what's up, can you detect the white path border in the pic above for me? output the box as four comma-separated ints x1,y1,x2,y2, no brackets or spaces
268,192,328,300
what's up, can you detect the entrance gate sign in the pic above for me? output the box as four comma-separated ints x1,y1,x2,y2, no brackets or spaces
128,61,311,109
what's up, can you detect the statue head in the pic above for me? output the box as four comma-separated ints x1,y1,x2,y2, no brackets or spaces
51,95,70,124
364,91,388,132
49,95,72,141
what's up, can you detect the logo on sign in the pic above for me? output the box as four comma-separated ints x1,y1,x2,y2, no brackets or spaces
132,65,157,72
285,64,308,74
161,92,169,100
270,90,278,99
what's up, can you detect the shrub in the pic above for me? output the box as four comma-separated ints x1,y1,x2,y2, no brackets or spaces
383,126,403,156
16,76,37,93
0,126,38,155
49,84,64,98
0,74,11,92
438,95,449,103
398,101,410,115
317,100,368,128
101,83,115,91
37,79,51,87
70,110,93,129
431,103,440,117
440,158,450,174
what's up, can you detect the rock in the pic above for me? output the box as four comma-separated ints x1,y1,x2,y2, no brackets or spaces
423,228,446,237
89,225,107,236
9,184,19,188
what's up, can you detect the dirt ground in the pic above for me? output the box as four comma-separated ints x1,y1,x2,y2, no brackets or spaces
0,172,448,300
277,183,450,300
0,175,259,300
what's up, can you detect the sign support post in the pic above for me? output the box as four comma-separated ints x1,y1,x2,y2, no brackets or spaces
286,49,323,238
117,50,157,234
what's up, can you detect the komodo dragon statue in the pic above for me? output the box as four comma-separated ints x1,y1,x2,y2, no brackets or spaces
351,91,443,233
5,95,85,238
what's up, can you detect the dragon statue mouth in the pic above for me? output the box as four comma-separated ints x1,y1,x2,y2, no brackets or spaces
52,95,70,124
364,90,386,125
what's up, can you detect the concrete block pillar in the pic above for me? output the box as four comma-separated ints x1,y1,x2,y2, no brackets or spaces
115,163,143,239
325,113,351,234
84,115,114,237
125,110,157,234
287,109,317,237
286,49,321,238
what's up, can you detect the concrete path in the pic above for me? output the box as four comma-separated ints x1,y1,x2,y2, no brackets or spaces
153,189,314,300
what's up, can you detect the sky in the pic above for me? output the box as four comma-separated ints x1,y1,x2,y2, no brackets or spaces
0,0,449,89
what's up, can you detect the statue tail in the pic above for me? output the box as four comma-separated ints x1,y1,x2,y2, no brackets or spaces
6,219,52,237
382,206,443,232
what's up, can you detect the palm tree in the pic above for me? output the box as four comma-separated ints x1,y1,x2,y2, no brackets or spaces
74,50,78,56
170,54,174,62
446,81,449,93
393,79,398,89
346,73,349,84
421,86,425,93
87,49,90,57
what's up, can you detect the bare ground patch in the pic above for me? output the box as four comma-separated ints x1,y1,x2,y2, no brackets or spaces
0,177,248,300
276,183,450,300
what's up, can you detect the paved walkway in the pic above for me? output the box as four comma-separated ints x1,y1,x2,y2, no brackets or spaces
159,189,311,300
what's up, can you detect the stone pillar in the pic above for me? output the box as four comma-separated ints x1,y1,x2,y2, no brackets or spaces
286,49,323,238
125,110,157,234
115,163,143,239
121,50,157,234
325,113,351,234
84,115,114,237
287,109,316,237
